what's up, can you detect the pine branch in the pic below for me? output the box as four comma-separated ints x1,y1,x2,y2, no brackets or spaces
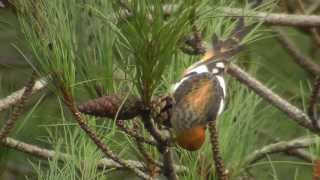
296,0,320,48
61,88,152,180
118,2,320,27
116,120,157,146
286,148,316,162
221,7,320,27
0,78,46,112
258,130,316,162
162,148,177,180
125,4,320,27
243,136,317,165
308,76,320,128
0,137,187,173
209,121,229,180
118,120,161,177
227,64,317,133
273,28,320,76
140,109,177,180
0,72,37,140
135,139,161,176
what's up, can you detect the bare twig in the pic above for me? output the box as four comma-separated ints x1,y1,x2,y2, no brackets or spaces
221,7,320,27
306,1,320,14
258,130,316,162
61,89,152,180
0,137,187,173
209,121,228,180
308,76,320,128
0,72,36,141
310,28,320,48
119,3,320,27
136,139,161,177
132,120,160,166
116,120,157,146
227,64,317,133
273,28,320,76
286,148,316,162
243,136,318,165
118,120,161,176
162,148,177,180
141,110,166,144
296,0,306,13
296,0,320,55
0,78,47,112
141,109,177,180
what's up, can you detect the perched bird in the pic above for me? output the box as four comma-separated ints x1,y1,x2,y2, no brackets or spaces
170,19,247,151
171,55,227,151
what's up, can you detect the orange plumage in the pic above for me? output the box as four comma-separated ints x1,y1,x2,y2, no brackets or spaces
171,73,225,151
171,18,246,151
175,125,206,151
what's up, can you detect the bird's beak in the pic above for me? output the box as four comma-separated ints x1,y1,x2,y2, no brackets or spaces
199,49,215,62
183,49,215,74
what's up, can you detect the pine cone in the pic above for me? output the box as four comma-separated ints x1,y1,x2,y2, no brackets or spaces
150,96,174,127
78,95,142,120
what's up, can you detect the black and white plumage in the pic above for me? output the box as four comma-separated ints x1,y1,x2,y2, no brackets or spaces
169,56,228,151
170,18,247,151
170,59,227,132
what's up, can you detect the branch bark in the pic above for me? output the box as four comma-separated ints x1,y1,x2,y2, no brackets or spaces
120,4,320,28
227,64,317,133
308,76,320,128
273,28,320,76
209,121,228,180
141,110,178,180
286,148,316,162
257,130,316,163
116,120,157,146
61,89,152,180
0,78,47,112
221,7,320,27
243,136,317,165
0,73,36,140
0,137,187,173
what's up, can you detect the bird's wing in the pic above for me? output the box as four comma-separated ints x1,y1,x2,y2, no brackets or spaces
171,73,224,131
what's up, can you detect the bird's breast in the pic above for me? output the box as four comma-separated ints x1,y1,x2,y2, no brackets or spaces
175,125,206,151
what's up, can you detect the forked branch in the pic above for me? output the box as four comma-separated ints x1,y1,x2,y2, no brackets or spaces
0,72,36,141
61,88,152,180
0,137,187,173
140,109,177,180
243,136,317,165
0,77,47,112
273,28,320,76
308,76,320,129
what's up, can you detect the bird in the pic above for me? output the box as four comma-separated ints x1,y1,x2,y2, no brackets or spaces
170,54,227,151
170,19,247,151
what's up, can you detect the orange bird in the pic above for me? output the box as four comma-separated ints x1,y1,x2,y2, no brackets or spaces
170,19,247,151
